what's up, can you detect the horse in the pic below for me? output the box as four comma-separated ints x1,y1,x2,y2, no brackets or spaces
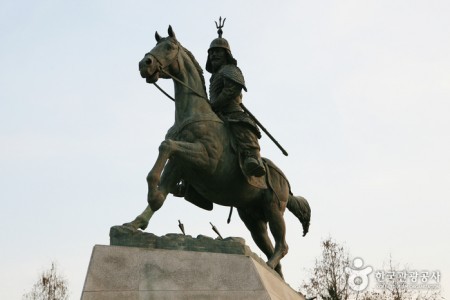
124,25,311,278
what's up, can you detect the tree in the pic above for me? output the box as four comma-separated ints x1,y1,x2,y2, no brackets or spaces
301,237,354,300
23,262,69,300
301,238,442,300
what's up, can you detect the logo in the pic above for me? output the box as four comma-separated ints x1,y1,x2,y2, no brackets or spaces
344,258,373,291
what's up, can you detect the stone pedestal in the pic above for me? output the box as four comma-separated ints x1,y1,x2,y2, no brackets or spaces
81,228,305,300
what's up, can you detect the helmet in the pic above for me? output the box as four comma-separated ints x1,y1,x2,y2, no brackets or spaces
206,17,237,73
208,37,231,53
206,39,236,73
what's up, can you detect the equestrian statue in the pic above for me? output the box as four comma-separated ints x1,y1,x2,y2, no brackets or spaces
123,20,311,278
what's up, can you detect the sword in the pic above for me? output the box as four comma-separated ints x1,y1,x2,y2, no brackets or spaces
240,103,288,156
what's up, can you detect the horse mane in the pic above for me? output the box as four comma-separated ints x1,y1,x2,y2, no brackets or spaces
181,45,207,96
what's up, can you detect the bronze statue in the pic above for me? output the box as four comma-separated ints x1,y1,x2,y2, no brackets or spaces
124,24,311,278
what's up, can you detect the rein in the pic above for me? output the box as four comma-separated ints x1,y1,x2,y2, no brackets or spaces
153,82,176,102
158,68,210,103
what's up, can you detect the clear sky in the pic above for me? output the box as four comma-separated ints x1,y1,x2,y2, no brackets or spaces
1,1,449,299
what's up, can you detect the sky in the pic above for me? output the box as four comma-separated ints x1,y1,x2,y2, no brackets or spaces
1,1,449,299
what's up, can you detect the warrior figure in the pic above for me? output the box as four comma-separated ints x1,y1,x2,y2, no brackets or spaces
206,22,265,177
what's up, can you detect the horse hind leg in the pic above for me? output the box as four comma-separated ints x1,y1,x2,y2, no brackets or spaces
263,188,289,273
266,209,288,272
237,208,284,278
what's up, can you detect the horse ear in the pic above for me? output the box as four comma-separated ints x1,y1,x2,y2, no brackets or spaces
155,31,162,42
168,25,176,39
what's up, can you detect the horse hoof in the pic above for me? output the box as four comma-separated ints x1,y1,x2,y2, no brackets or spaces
266,260,277,270
123,217,148,231
275,264,284,279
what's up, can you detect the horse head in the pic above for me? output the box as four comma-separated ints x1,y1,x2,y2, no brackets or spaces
138,26,208,111
139,26,180,84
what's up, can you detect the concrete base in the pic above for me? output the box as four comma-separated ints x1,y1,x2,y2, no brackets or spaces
82,245,304,300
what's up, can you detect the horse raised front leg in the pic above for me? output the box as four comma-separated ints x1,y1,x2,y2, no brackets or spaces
164,139,215,173
124,138,212,230
148,139,205,210
147,138,215,210
146,139,175,211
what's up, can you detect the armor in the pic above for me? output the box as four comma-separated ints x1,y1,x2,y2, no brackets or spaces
209,65,260,138
210,65,246,111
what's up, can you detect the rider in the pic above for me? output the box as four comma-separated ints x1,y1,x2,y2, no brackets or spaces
206,28,265,177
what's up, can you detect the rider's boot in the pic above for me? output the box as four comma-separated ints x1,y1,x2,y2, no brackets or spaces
243,150,266,177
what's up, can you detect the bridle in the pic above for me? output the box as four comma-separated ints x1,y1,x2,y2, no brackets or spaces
148,41,209,103
148,40,181,74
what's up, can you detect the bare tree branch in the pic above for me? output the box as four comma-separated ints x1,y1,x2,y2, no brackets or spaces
23,262,69,300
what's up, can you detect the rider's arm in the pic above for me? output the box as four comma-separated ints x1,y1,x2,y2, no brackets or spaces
211,78,242,112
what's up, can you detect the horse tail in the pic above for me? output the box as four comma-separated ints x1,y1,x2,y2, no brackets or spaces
287,195,311,237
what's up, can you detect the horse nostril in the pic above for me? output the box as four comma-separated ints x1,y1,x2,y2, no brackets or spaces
145,58,152,65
